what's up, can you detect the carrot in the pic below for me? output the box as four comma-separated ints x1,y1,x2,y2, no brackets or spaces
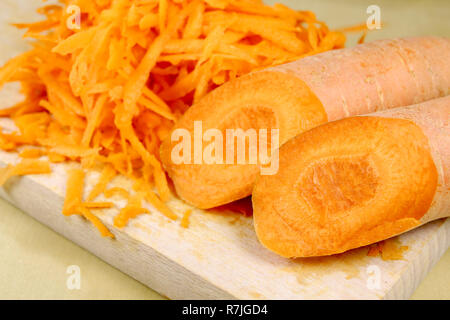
0,0,347,233
0,159,51,186
134,181,178,221
62,169,85,216
62,168,114,236
48,152,66,163
113,193,149,228
82,202,114,209
19,148,45,159
253,96,449,258
87,165,116,201
161,36,450,209
78,206,115,238
104,187,130,199
181,209,193,229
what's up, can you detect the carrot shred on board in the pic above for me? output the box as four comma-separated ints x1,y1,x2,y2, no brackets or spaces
82,202,114,209
0,159,51,186
19,148,45,159
48,152,66,163
104,187,130,199
62,168,114,237
114,205,150,228
62,169,85,216
134,180,178,221
0,0,346,235
78,206,115,238
87,164,116,201
181,209,193,229
10,159,51,176
113,193,149,228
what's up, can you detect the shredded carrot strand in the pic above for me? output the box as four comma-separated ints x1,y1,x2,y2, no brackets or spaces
19,148,45,159
87,165,116,201
0,159,51,186
82,202,114,209
79,206,115,238
104,187,130,199
181,209,192,229
62,168,85,216
113,193,149,228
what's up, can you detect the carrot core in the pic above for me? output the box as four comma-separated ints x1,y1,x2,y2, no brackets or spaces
298,156,379,216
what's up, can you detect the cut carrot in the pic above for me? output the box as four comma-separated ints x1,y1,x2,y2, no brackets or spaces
161,36,450,209
0,0,348,232
253,96,449,258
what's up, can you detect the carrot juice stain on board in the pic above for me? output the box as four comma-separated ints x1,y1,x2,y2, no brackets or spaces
283,247,369,285
282,237,410,286
206,197,253,225
249,291,265,299
367,237,409,261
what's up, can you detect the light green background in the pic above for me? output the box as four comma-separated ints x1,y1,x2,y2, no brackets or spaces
0,0,449,300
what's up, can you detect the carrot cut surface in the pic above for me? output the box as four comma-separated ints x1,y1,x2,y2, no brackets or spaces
253,117,435,257
253,97,450,258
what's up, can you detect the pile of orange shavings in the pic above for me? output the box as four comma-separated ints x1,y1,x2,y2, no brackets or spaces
0,0,346,236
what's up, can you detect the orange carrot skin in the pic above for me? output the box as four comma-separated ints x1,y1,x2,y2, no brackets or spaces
270,36,450,121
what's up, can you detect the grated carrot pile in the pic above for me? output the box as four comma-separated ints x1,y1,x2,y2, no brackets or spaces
0,0,346,235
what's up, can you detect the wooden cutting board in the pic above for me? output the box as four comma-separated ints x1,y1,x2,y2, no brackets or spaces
0,111,448,299
0,0,449,300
